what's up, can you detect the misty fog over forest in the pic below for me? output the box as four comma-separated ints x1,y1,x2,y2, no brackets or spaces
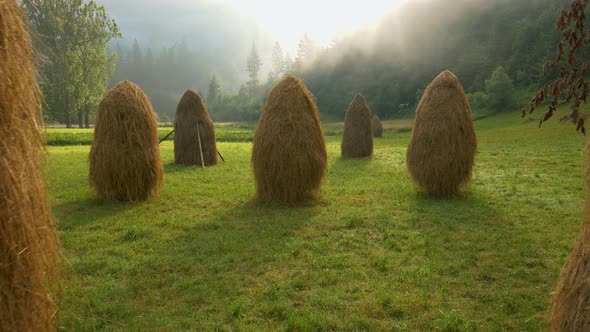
40,0,569,125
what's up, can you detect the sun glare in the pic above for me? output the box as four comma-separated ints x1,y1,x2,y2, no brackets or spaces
227,0,406,50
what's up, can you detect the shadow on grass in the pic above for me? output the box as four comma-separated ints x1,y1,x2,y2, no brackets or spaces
118,200,321,309
188,199,320,236
163,161,218,174
407,190,506,245
405,189,539,316
329,157,374,174
52,198,143,230
409,189,504,225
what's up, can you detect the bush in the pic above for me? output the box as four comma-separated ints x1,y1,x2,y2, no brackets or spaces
485,66,515,112
467,91,488,109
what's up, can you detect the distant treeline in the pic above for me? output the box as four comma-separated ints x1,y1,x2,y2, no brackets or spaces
302,0,569,118
110,39,246,123
112,0,576,122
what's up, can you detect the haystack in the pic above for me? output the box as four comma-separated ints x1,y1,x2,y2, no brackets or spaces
174,90,218,166
406,70,477,196
373,115,384,138
252,76,327,204
0,1,61,330
550,148,590,331
89,80,163,202
341,93,373,159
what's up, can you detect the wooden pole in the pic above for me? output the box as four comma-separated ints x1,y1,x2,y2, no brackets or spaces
159,129,175,144
196,122,205,168
216,150,225,163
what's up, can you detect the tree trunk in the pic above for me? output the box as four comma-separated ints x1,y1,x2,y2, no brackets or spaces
84,106,90,128
65,91,72,128
77,111,84,128
65,112,71,128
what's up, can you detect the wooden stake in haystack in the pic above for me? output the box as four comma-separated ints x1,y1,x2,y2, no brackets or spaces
252,76,327,204
174,90,218,166
406,70,477,196
196,122,205,168
89,80,164,202
1,1,61,330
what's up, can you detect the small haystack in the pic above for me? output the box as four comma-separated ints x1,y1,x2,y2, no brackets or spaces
252,76,327,204
373,115,384,138
174,90,218,166
341,93,373,159
550,149,590,331
0,1,61,330
406,70,477,196
89,80,163,202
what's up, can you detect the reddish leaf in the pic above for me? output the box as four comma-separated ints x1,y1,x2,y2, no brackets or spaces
530,0,590,134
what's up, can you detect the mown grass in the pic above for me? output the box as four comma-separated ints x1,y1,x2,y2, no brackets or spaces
44,126,255,146
43,120,414,146
47,111,586,330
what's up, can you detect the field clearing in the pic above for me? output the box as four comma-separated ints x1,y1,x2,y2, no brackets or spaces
43,120,414,146
44,126,255,146
47,112,587,330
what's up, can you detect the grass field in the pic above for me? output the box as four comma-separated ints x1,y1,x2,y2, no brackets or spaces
43,121,414,146
44,125,256,146
47,112,586,330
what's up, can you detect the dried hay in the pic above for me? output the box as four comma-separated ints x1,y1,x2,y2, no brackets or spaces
0,1,60,330
174,90,218,166
372,115,384,138
341,93,373,159
89,80,163,202
252,76,327,204
550,145,590,331
406,70,477,196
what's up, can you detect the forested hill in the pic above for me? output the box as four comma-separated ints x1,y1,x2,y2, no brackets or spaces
301,0,564,118
109,0,568,122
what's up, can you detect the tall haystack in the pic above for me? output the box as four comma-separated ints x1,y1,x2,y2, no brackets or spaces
406,70,477,196
1,1,61,330
89,80,163,202
174,90,218,166
373,115,384,138
550,148,590,331
341,93,373,159
252,76,327,204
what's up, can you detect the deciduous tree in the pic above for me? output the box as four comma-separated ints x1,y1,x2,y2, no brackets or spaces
23,0,120,127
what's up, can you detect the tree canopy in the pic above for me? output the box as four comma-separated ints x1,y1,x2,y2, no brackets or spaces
23,0,121,128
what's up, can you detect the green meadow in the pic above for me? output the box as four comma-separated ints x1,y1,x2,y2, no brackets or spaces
47,112,586,331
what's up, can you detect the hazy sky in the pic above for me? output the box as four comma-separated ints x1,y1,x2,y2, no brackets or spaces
97,0,406,50
228,0,407,48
